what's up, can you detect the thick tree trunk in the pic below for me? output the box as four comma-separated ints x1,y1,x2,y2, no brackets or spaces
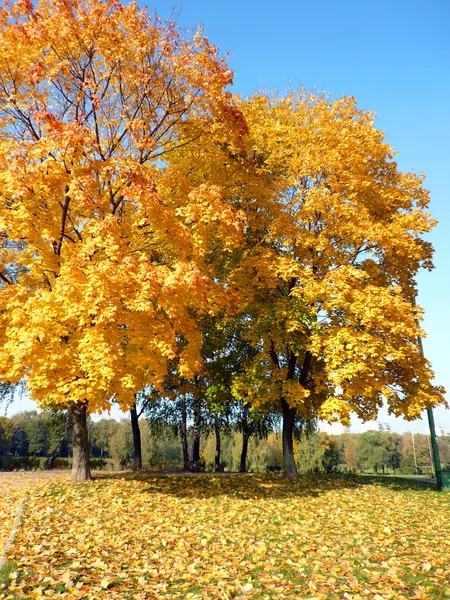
70,403,92,483
240,429,250,473
191,397,201,473
281,398,298,477
130,403,142,471
180,396,190,471
46,411,72,470
214,414,221,472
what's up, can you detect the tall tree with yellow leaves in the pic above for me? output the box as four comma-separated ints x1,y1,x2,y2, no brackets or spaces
229,93,446,476
0,0,246,481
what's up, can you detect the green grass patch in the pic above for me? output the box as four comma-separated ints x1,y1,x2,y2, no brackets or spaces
0,561,16,588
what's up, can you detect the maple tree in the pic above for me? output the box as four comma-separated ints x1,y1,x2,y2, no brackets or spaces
227,92,446,476
0,0,246,481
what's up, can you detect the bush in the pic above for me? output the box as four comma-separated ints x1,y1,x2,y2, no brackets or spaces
0,456,113,471
89,457,108,470
0,456,41,471
52,458,71,469
50,457,111,470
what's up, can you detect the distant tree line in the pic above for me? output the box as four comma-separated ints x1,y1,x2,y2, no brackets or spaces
1,409,449,476
0,410,72,469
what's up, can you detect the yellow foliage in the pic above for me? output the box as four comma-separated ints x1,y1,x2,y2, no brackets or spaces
226,92,445,421
0,0,443,429
0,0,246,413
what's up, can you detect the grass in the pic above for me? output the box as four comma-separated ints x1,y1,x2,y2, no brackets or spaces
0,562,16,589
2,473,450,599
0,562,31,600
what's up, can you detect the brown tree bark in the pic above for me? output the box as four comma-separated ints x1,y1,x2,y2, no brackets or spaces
240,429,250,473
191,397,201,472
130,403,142,471
270,343,300,477
281,398,298,477
240,403,250,473
70,403,92,483
279,348,311,477
214,414,222,472
180,396,190,471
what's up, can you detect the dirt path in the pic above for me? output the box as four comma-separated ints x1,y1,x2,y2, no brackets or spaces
0,471,70,567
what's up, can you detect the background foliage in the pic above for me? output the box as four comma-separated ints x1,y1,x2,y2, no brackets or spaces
1,410,448,476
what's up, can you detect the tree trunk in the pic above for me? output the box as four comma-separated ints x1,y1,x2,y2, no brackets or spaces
70,403,91,483
130,403,142,471
180,396,190,471
240,404,250,473
214,414,221,472
240,428,250,473
281,398,298,477
46,411,72,470
191,397,201,472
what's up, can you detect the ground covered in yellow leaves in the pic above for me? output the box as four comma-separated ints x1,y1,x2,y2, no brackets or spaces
1,474,450,599
0,472,69,565
0,485,26,561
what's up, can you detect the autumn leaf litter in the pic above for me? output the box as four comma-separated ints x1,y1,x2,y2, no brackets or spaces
1,473,450,599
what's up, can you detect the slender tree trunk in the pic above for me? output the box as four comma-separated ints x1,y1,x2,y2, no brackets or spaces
240,429,250,473
240,404,250,473
46,411,72,470
70,403,91,483
281,398,298,477
130,403,142,471
214,414,221,472
180,396,190,471
191,397,201,473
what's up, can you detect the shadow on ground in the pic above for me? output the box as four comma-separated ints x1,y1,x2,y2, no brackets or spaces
90,471,437,500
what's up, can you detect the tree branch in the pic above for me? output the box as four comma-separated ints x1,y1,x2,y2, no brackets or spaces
54,194,71,257
299,350,312,386
269,340,280,369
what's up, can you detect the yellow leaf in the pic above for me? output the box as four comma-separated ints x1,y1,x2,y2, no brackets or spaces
60,571,72,584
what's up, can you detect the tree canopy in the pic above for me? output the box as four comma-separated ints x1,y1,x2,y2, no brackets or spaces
231,93,443,420
0,0,445,479
0,0,245,414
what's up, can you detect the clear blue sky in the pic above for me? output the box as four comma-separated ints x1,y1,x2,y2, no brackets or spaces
6,0,450,433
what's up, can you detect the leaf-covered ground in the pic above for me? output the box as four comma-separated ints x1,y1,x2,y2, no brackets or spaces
0,484,26,561
0,472,69,565
2,473,450,599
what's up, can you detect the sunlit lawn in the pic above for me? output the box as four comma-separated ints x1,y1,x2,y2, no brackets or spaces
2,473,450,599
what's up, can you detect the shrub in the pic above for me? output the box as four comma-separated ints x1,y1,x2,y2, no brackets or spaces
0,456,41,471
